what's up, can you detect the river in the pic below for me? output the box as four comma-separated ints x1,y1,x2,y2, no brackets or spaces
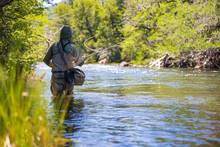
36,63,220,146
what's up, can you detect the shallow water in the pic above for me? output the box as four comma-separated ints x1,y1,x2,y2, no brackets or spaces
36,63,220,146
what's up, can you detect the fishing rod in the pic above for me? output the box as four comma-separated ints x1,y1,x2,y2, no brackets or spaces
82,36,120,63
40,25,120,65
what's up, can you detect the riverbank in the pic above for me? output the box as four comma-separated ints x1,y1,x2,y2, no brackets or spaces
112,49,220,70
148,49,220,70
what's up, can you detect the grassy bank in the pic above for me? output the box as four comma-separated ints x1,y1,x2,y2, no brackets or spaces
0,69,68,146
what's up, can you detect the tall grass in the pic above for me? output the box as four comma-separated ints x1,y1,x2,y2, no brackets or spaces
0,68,68,146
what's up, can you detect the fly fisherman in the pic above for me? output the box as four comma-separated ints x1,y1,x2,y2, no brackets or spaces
43,25,84,97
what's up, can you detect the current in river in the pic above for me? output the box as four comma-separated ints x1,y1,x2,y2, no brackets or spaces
36,63,220,146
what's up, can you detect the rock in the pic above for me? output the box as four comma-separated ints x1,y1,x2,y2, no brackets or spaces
98,58,109,64
149,54,176,68
119,61,129,67
194,65,202,69
149,59,161,68
98,50,111,64
178,59,188,68
163,54,175,67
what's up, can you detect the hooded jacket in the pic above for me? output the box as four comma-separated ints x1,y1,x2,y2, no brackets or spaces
43,26,80,72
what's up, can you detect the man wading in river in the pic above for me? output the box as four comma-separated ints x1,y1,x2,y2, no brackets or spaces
43,25,84,97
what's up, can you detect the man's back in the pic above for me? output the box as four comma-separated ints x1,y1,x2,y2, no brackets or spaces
43,25,83,97
43,41,79,72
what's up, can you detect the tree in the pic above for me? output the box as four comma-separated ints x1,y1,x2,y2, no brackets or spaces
121,0,162,63
96,0,125,62
70,0,105,51
49,0,220,64
53,3,73,26
121,0,220,64
0,0,47,71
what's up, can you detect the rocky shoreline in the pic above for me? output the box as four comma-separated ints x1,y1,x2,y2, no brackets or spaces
97,49,220,70
148,49,220,70
96,49,220,70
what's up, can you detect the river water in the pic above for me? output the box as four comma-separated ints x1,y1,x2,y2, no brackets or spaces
36,63,220,146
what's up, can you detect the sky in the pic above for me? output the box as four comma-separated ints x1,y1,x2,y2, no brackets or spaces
52,0,62,3
43,0,62,7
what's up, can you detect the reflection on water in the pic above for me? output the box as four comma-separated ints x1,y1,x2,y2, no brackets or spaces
36,63,220,146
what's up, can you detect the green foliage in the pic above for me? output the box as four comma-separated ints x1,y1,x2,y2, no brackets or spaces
0,69,54,146
96,0,124,61
0,0,48,71
97,0,124,46
0,2,69,146
2,0,219,66
71,0,105,50
51,0,125,61
50,0,220,64
216,0,220,16
121,0,220,62
155,1,218,53
53,3,73,26
0,67,72,146
121,0,161,62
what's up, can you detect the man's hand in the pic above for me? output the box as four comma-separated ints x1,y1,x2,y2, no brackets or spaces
78,60,84,66
77,57,85,67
